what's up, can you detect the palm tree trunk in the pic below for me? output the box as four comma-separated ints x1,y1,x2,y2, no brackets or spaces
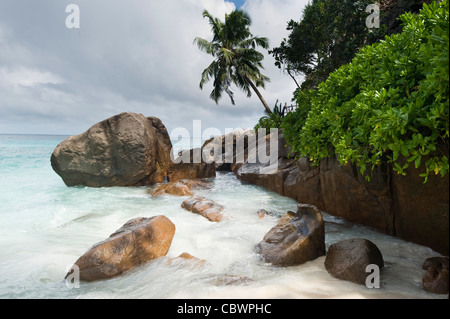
247,79,272,114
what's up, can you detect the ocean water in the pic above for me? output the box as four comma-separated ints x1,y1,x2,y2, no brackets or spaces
0,134,445,299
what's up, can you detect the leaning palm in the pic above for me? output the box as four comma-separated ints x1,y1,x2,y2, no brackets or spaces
194,9,272,114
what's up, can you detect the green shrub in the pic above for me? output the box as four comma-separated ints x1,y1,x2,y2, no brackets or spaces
280,89,313,152
254,100,285,133
283,0,449,182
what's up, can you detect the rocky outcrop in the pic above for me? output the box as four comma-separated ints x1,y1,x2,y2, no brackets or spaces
256,204,325,267
422,256,449,294
168,148,216,182
150,180,211,197
391,159,449,256
66,215,175,282
233,129,449,255
324,238,384,286
181,196,224,222
51,112,173,187
202,129,253,171
234,129,293,181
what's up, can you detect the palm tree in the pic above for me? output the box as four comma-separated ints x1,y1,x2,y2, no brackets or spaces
194,9,272,114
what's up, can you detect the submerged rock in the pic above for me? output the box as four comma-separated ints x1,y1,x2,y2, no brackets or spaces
324,238,384,286
165,252,208,269
208,274,252,286
422,256,449,294
256,204,325,266
51,112,172,187
257,209,270,219
66,215,175,282
181,196,224,222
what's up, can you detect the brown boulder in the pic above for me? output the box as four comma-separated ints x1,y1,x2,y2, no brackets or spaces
256,204,325,266
66,215,175,282
168,148,216,181
150,180,211,197
151,182,193,197
422,256,449,294
51,112,172,187
324,238,384,285
181,196,224,222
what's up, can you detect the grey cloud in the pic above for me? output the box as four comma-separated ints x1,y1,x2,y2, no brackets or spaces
0,0,307,136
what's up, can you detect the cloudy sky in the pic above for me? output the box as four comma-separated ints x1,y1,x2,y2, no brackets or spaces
0,0,309,136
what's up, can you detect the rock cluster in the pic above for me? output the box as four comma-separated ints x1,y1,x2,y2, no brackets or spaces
58,113,448,295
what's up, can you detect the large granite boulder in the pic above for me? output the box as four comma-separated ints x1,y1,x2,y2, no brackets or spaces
256,204,325,266
324,238,384,286
181,196,224,222
51,112,173,187
422,256,449,294
66,215,175,282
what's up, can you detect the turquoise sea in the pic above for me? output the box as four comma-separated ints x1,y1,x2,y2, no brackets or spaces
0,134,444,299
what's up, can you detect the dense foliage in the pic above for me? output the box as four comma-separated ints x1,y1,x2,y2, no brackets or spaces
254,100,285,132
270,0,384,91
282,0,449,181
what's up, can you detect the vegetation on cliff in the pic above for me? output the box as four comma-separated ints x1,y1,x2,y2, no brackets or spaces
270,0,434,92
273,0,449,182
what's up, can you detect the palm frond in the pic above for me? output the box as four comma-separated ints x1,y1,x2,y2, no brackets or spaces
195,9,271,113
221,47,235,64
200,60,219,89
194,37,219,56
239,36,269,50
202,10,223,43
